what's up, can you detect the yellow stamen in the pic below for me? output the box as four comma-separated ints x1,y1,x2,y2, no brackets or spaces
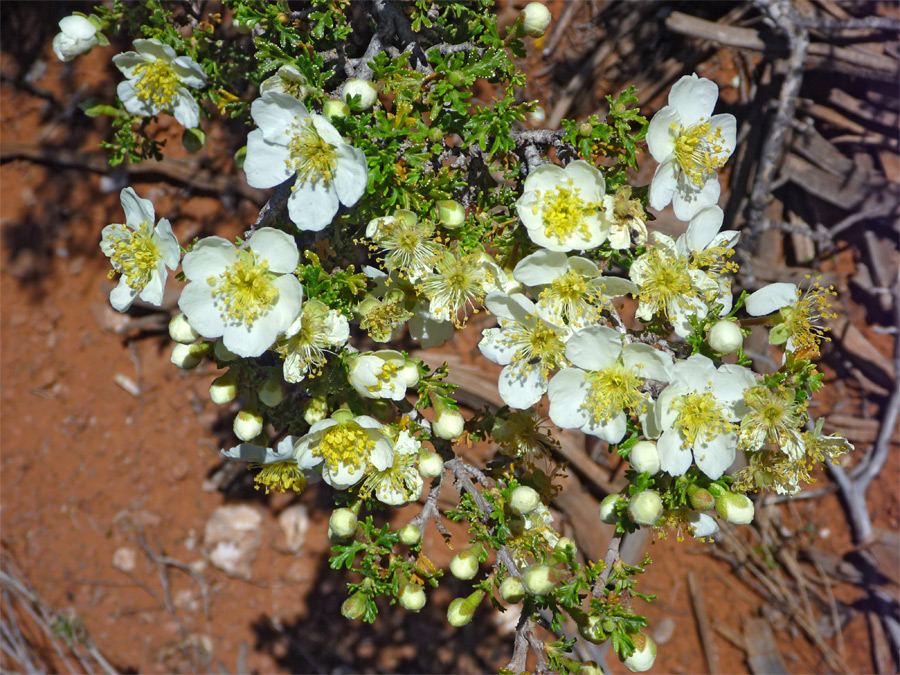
286,117,338,186
252,461,307,494
671,121,727,186
133,60,180,109
313,422,376,471
208,250,279,326
107,222,159,290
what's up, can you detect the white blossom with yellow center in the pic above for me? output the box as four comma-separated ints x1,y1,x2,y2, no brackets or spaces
293,413,394,490
513,250,637,330
113,39,206,128
178,228,303,358
100,187,180,312
221,436,313,495
515,160,610,253
348,350,419,401
244,92,368,232
276,299,349,383
646,74,736,221
548,326,671,444
649,354,755,479
366,210,444,283
479,291,569,409
361,430,424,506
744,280,837,355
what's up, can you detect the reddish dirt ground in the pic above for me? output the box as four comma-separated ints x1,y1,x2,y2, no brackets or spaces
2,4,898,674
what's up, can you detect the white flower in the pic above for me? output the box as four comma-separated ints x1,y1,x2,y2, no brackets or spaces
744,280,836,354
221,436,311,494
178,227,303,358
651,354,755,479
113,39,206,128
361,430,423,505
293,413,394,489
548,326,671,444
478,292,568,409
513,249,637,329
53,15,99,62
420,251,505,326
275,299,349,383
366,210,444,282
100,187,180,312
646,74,736,220
348,350,418,401
516,160,609,252
260,64,310,99
243,92,368,232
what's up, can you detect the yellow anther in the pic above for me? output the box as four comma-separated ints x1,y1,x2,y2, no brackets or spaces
108,222,159,290
672,121,727,186
207,250,278,326
286,117,338,185
133,60,180,109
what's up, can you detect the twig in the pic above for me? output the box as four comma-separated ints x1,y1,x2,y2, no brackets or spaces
687,571,720,674
796,15,900,32
592,531,623,596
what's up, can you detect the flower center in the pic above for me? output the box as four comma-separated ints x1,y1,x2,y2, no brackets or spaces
673,391,731,447
314,422,376,471
672,121,727,186
421,254,490,327
252,461,307,494
361,448,418,501
507,320,565,377
778,281,836,353
536,185,594,244
286,118,338,186
360,296,413,342
107,223,159,290
638,248,694,315
583,363,645,422
133,59,180,109
369,360,401,392
208,250,279,326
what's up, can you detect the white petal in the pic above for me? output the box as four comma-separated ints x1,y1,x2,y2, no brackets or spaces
681,205,724,254
310,114,344,147
287,179,339,231
673,174,720,222
564,326,621,371
745,283,798,316
171,56,206,88
112,52,142,78
119,187,155,227
547,369,589,429
693,431,736,479
223,275,303,358
513,249,567,286
668,74,719,123
657,430,692,476
583,410,627,444
133,38,176,62
324,462,365,490
670,298,707,338
153,218,180,269
564,160,606,200
171,89,200,128
178,281,225,339
708,113,737,160
498,364,547,409
648,158,678,212
138,263,166,305
59,15,96,39
244,130,293,189
247,227,300,273
484,291,534,323
522,163,566,195
688,512,719,538
110,276,139,312
182,236,235,281
646,106,679,163
478,327,515,366
334,144,368,207
622,343,672,382
369,438,394,471
117,80,157,117
252,93,307,143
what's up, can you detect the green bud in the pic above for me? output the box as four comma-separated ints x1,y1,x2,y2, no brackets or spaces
170,342,210,370
428,126,444,143
509,485,541,515
622,632,657,672
233,145,247,170
448,71,466,87
449,545,480,580
181,127,206,153
168,313,199,344
329,508,358,538
433,409,464,440
599,494,621,524
257,375,284,408
369,398,393,423
342,78,378,110
554,537,577,557
687,484,715,511
418,451,444,478
578,121,593,137
209,370,238,405
521,2,551,38
435,199,466,229
769,321,790,345
398,523,421,545
341,591,367,620
580,661,604,675
447,590,484,627
628,490,663,526
628,440,660,475
233,406,263,442
499,576,525,604
708,319,744,354
304,395,328,425
715,490,755,525
399,583,426,612
578,614,605,644
323,98,350,121
521,564,555,596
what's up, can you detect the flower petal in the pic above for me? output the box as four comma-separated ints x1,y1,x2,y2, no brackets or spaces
287,178,339,231
110,276,139,312
171,56,206,88
119,187,155,227
478,327,515,365
244,130,293,189
672,172,720,222
745,283,798,316
648,158,678,212
498,364,547,409
178,280,225,339
334,143,368,208
548,368,589,429
153,218,180,269
171,88,200,128
565,325,621,370
247,227,300,273
564,160,606,200
117,80,157,117
622,343,672,382
681,205,724,254
646,106,679,163
133,38,177,62
583,410,627,444
657,429,692,476
182,236,235,280
693,431,736,479
668,73,719,123
513,249,568,286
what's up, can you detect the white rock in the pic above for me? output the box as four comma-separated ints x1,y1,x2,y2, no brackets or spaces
112,546,137,573
278,504,310,553
203,505,263,579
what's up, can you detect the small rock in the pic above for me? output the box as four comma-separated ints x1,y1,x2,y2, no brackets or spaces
277,505,309,553
653,617,676,644
174,589,200,612
113,546,137,573
203,505,263,579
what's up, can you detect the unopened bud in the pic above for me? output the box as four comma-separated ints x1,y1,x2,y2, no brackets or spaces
169,313,199,344
447,590,483,627
209,370,238,405
171,342,209,370
499,576,525,604
578,614,605,644
622,632,657,672
521,2,551,38
629,440,660,475
233,407,263,442
418,451,444,478
341,591,367,620
687,484,715,511
449,546,480,580
580,661,604,675
258,375,284,407
433,409,464,440
555,537,577,557
342,78,378,110
447,71,465,87
214,339,238,362
509,485,541,515
329,508,358,538
400,361,420,387
398,523,421,545
578,121,593,137
628,490,663,526
369,398,393,423
304,395,328,425
428,127,444,144
181,127,206,153
522,564,555,596
323,98,350,121
436,199,465,229
708,320,743,355
399,583,426,612
715,490,755,525
599,494,621,524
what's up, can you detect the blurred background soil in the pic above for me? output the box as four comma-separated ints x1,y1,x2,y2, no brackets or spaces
1,1,898,673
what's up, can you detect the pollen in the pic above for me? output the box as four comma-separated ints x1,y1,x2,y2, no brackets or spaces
313,422,376,472
107,222,159,291
133,59,180,109
538,184,595,244
208,250,279,326
582,363,645,423
637,247,694,316
671,121,727,186
673,391,731,447
368,360,401,392
506,320,565,378
779,280,837,353
420,253,491,327
252,460,307,494
286,117,338,186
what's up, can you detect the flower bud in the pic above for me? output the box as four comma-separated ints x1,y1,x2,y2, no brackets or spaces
257,375,284,407
715,491,755,525
622,632,657,672
329,508,358,538
687,484,715,511
433,409,464,440
436,200,466,229
708,320,743,355
578,121,593,137
400,361,420,387
599,494,621,524
304,395,328,425
214,339,238,362
398,523,421,545
233,407,263,442
522,564,555,596
687,511,719,538
578,614,607,644
449,546,480,580
341,591,367,620
342,78,378,110
428,127,444,144
629,441,660,475
509,485,541,515
580,661,604,675
499,576,525,604
521,2,551,38
447,71,466,87
418,451,444,478
53,15,99,62
369,398,394,423
628,490,663,526
554,537,577,557
399,583,426,612
209,370,238,405
447,590,483,627
181,127,206,153
323,98,350,121
171,342,209,370
169,313,199,344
